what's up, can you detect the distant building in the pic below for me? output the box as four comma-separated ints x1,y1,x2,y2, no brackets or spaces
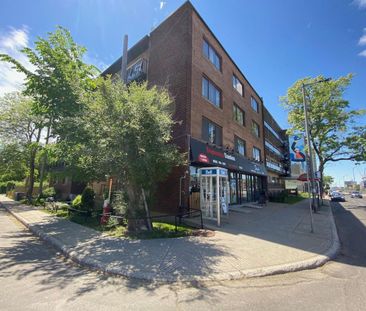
344,180,357,189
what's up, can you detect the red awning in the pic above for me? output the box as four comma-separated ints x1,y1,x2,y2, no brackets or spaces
297,173,319,182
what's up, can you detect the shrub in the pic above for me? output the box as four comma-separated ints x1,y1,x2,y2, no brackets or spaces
6,181,16,191
0,182,6,194
41,187,56,198
34,197,45,206
72,195,82,209
111,190,127,216
81,187,95,212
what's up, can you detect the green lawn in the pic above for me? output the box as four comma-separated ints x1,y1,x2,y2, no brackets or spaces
42,208,192,239
282,192,309,204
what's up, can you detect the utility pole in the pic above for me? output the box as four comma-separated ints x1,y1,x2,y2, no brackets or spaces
301,78,331,232
302,84,315,233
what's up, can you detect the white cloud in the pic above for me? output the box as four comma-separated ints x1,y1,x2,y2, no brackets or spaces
160,1,167,10
0,26,35,97
358,49,366,57
354,0,366,8
83,53,108,72
359,34,366,45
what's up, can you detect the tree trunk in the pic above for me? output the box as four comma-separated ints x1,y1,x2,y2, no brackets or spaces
125,182,140,232
26,128,42,202
38,125,51,196
318,162,326,207
142,188,153,232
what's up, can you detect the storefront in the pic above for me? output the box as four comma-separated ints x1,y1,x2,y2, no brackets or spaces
189,138,267,206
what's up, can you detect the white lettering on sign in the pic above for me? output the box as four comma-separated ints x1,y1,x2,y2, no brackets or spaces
224,153,235,161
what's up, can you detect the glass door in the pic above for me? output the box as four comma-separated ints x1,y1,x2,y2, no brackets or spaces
239,174,247,203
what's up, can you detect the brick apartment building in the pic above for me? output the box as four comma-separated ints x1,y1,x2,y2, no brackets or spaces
263,107,291,195
103,1,290,213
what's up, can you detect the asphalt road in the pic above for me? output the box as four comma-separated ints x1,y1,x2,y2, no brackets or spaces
1,196,366,311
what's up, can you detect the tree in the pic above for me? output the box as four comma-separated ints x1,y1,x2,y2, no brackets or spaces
0,92,45,199
0,143,27,182
60,77,185,230
0,26,98,196
281,74,366,195
322,175,334,192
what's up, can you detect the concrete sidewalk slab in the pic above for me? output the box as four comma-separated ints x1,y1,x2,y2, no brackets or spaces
0,195,340,282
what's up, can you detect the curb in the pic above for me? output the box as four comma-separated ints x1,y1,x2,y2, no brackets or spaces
1,200,341,283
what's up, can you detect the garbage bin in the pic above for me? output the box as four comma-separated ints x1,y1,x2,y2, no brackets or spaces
14,192,25,201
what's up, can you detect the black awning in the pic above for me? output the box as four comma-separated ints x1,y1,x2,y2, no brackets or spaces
190,138,267,176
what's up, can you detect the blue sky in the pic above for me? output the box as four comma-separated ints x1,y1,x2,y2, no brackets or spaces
0,0,365,185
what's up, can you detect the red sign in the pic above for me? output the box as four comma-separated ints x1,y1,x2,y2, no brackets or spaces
206,146,224,158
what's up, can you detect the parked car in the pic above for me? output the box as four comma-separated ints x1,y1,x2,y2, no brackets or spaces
330,191,346,202
351,191,363,198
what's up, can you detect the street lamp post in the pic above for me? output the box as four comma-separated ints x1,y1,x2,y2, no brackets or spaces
301,78,331,233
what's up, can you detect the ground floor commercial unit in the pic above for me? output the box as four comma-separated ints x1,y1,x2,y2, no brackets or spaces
182,137,268,213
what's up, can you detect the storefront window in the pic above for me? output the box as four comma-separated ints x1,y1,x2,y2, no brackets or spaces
189,166,200,193
240,174,247,202
229,172,237,204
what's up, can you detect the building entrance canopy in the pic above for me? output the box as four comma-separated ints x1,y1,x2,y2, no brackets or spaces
190,138,267,176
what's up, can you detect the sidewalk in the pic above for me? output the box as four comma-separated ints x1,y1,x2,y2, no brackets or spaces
0,195,340,282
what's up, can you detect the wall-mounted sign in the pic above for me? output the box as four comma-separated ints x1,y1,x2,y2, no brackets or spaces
289,135,306,162
190,138,267,176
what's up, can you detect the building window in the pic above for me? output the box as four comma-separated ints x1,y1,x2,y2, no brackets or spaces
251,96,259,112
233,103,245,126
253,147,261,162
202,76,221,108
202,117,222,146
235,136,246,156
251,120,260,138
232,74,243,96
203,39,221,71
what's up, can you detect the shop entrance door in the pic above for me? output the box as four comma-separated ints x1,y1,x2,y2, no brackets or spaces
199,167,229,226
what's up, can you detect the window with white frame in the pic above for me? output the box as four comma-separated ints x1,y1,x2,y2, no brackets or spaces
251,96,259,112
233,103,245,126
252,147,261,161
235,136,246,156
232,74,244,96
203,39,221,71
251,120,260,138
202,76,221,108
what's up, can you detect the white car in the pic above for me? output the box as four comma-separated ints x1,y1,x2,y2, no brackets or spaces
351,191,363,198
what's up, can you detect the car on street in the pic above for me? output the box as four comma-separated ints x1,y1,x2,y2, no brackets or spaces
351,191,363,198
330,191,346,202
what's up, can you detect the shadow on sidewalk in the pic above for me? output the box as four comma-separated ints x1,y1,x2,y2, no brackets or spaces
331,201,366,268
0,207,229,302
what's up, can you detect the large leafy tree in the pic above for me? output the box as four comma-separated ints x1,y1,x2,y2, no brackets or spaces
59,78,184,230
0,92,45,197
281,74,366,194
0,26,98,196
0,143,28,182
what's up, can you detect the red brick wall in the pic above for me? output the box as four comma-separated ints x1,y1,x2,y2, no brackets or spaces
190,10,265,162
147,3,193,214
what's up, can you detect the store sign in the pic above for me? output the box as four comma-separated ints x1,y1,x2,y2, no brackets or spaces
200,168,228,176
190,138,267,176
127,59,146,83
